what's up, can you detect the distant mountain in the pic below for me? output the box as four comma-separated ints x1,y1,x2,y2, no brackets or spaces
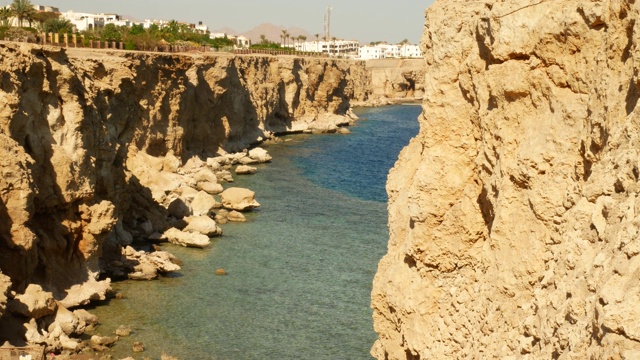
241,23,313,44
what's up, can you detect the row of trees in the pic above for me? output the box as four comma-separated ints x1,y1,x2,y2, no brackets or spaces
0,0,234,50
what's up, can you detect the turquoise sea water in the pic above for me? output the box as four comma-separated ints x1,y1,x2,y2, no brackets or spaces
88,105,421,359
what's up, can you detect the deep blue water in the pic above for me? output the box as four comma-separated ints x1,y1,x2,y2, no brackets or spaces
89,105,421,359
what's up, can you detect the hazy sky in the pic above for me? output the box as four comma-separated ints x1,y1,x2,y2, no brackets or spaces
31,0,434,44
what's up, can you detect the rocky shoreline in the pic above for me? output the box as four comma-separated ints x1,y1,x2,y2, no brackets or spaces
0,40,403,358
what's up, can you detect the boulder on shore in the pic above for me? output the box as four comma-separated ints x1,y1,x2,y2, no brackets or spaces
183,216,223,237
163,228,211,248
8,284,57,319
220,187,260,211
190,191,219,216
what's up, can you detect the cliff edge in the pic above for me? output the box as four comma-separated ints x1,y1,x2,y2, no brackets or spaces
373,0,640,358
0,43,370,347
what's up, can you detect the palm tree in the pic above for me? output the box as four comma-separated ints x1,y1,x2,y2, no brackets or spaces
314,33,319,52
299,35,307,51
0,7,12,27
259,34,267,45
285,32,290,48
281,29,287,47
11,0,35,27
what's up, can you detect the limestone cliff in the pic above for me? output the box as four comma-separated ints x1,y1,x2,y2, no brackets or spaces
363,59,424,105
0,43,369,315
372,0,640,358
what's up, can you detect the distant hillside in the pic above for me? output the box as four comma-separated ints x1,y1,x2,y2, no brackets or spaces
241,23,313,44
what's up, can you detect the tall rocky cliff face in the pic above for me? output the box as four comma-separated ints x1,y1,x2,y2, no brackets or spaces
372,0,640,358
0,43,369,309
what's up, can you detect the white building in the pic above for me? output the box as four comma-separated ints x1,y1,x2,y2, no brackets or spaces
62,11,130,31
358,45,383,60
33,5,59,12
294,39,359,56
399,44,422,58
210,33,251,49
357,43,422,60
194,21,208,34
142,19,170,30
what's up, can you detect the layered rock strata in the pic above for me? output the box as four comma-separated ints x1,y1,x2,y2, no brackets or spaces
0,42,370,347
372,0,640,358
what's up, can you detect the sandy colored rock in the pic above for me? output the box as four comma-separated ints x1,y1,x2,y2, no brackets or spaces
163,228,211,248
190,191,219,216
248,147,272,163
47,302,79,336
227,210,247,222
59,278,111,308
133,341,145,352
220,187,260,211
183,216,223,237
73,308,99,334
235,165,257,175
115,325,132,337
197,181,224,195
372,1,640,359
91,334,118,348
8,284,56,319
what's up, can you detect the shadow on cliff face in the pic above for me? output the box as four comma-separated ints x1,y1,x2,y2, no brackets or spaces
0,47,94,296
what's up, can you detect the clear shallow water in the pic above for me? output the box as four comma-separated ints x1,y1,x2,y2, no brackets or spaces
89,105,421,359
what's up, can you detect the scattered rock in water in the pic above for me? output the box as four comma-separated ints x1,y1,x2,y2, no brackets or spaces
132,341,145,352
161,352,179,360
115,293,125,299
215,209,229,224
227,210,246,222
248,147,272,163
115,325,132,337
90,334,118,349
337,127,351,134
220,187,260,211
163,228,211,248
215,268,228,275
235,165,257,175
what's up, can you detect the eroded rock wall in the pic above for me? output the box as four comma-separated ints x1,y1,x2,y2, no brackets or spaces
363,59,424,105
372,0,640,358
0,42,369,306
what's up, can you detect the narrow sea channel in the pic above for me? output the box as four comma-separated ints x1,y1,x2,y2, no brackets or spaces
89,105,421,359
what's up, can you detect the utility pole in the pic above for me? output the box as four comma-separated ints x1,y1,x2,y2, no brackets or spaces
324,6,332,54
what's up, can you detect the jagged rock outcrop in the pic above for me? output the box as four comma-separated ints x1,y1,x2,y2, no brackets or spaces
0,42,370,346
372,0,640,358
361,59,424,106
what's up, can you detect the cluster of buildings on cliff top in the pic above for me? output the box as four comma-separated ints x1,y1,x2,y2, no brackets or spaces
8,4,422,59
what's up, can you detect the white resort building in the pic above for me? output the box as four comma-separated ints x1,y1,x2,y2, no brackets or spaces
210,33,251,49
293,39,360,56
358,43,422,60
61,11,131,31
